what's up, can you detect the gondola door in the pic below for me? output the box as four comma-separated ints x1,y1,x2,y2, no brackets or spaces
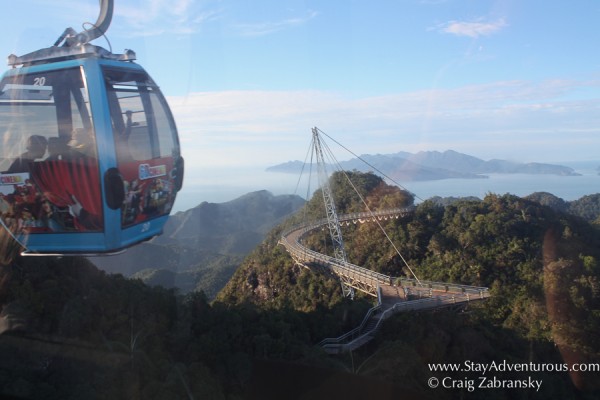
102,66,182,249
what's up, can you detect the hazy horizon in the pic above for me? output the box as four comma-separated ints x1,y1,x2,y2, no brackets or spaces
172,157,600,213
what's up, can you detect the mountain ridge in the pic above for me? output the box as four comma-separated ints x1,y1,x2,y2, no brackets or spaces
266,149,579,180
89,190,305,298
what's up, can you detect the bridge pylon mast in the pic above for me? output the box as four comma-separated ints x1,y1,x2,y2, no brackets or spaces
312,127,354,298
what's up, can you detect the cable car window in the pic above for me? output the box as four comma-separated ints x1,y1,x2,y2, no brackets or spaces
0,68,96,167
0,68,103,234
103,68,178,162
103,67,180,228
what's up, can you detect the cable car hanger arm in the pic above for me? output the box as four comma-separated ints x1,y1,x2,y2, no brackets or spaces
55,0,113,47
7,0,134,67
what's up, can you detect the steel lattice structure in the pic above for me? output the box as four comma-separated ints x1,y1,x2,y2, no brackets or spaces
311,127,354,298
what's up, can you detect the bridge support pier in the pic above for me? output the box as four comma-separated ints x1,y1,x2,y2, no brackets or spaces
341,282,355,299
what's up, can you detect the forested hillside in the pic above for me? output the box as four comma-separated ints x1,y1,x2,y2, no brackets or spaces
526,192,600,224
218,171,600,398
90,190,304,298
1,171,599,399
217,171,415,308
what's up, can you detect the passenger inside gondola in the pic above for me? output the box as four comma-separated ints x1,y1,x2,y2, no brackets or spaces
6,135,48,173
46,137,70,161
67,128,97,159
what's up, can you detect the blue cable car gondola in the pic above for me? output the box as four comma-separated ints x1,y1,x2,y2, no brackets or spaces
0,0,184,255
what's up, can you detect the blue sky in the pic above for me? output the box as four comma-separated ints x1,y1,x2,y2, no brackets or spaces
3,0,600,195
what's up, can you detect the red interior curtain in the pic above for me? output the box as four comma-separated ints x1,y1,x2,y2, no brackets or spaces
31,159,103,230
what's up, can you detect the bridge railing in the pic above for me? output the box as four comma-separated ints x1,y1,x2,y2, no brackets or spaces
319,293,479,353
279,207,490,299
318,302,382,347
337,206,416,223
281,227,490,298
281,206,416,239
371,293,474,330
279,229,391,285
397,278,490,298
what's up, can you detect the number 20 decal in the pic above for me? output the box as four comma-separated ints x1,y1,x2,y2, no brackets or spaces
33,77,46,86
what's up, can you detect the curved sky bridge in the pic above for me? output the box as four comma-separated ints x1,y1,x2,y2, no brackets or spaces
280,128,490,353
278,207,490,353
279,206,489,302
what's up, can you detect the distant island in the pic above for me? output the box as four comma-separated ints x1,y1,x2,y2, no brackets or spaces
266,150,580,181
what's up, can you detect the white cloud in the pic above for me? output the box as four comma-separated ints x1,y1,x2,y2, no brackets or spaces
167,79,600,170
439,18,507,38
233,10,319,37
111,2,317,38
115,0,222,37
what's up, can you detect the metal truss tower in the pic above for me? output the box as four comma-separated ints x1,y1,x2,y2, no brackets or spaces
311,127,354,298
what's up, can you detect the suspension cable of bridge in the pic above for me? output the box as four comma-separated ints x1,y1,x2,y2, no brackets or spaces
316,128,427,204
302,127,422,285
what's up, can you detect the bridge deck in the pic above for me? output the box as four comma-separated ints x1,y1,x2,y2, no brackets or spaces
279,207,490,353
279,207,489,301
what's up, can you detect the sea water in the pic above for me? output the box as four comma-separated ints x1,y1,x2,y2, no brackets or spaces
172,162,600,212
404,172,599,203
